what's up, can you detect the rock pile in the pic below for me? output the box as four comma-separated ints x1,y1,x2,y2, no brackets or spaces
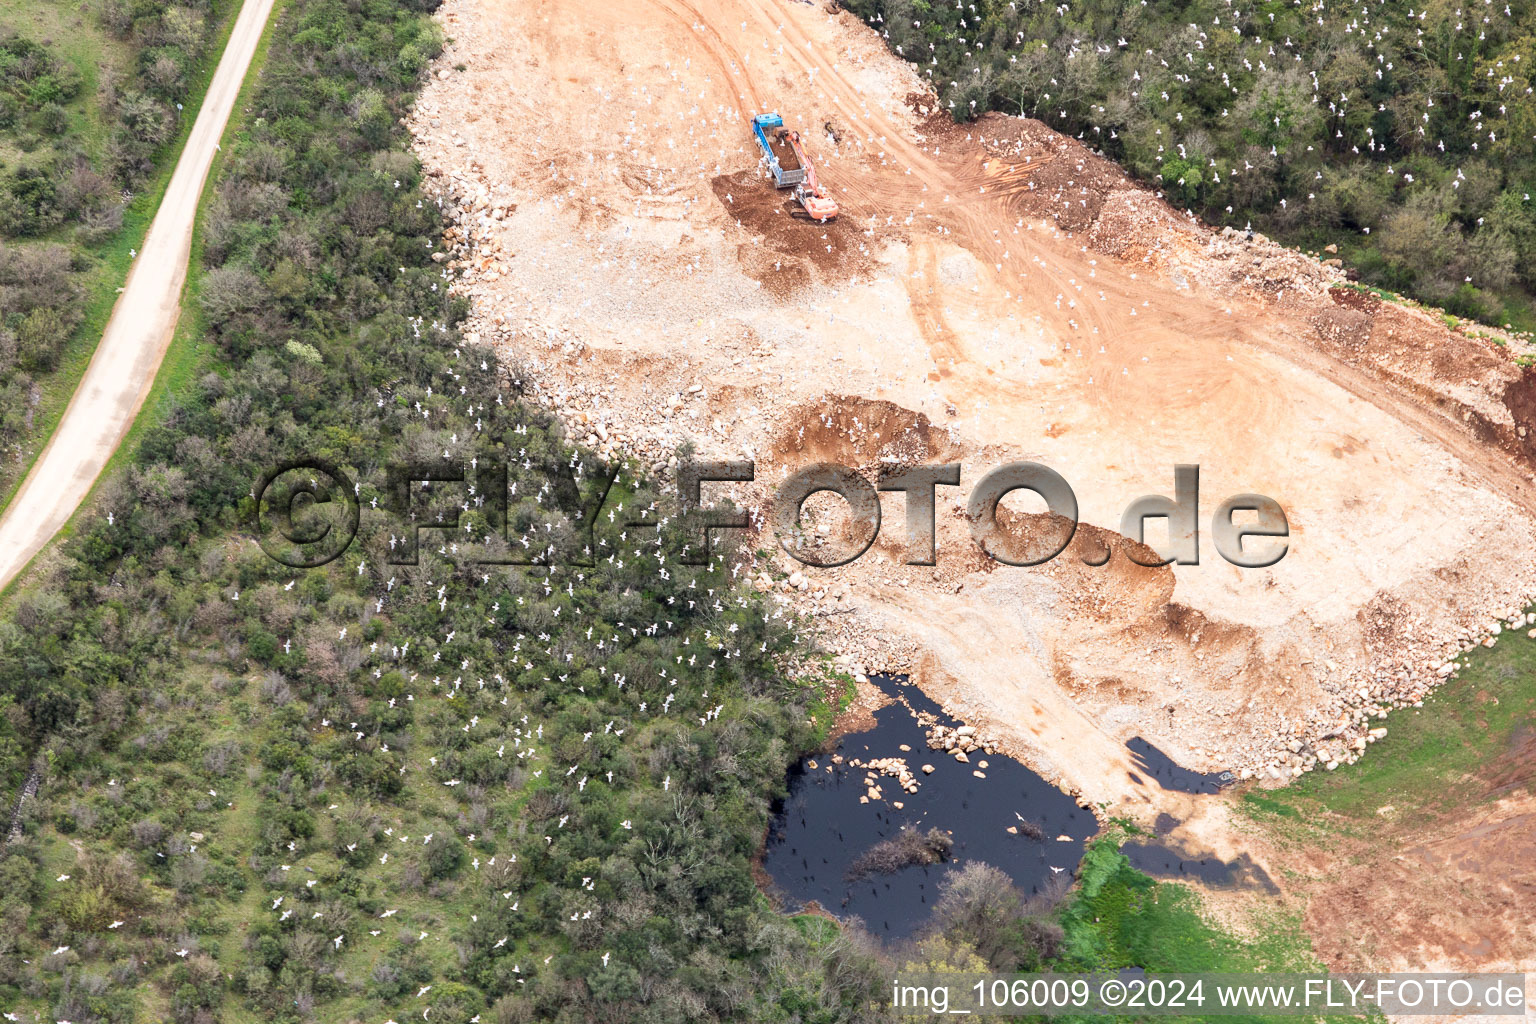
1232,602,1536,782
1200,224,1338,302
848,756,921,803
925,722,999,762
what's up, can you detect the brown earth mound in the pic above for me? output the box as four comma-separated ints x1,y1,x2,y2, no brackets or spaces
710,170,866,294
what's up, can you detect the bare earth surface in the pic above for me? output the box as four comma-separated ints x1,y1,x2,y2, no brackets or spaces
414,0,1536,979
0,0,277,594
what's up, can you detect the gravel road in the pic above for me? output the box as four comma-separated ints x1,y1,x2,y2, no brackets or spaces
0,0,277,593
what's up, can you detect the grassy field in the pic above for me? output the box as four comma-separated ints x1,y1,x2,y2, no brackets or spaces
0,0,131,163
1241,610,1536,837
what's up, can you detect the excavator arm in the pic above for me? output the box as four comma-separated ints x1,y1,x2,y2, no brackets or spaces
778,129,839,222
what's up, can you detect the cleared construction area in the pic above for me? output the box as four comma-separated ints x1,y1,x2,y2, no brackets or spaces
410,0,1536,974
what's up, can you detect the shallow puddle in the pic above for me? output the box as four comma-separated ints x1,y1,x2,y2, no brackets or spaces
1122,842,1279,893
1126,736,1233,794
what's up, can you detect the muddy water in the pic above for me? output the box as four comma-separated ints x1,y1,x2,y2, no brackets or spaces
762,675,1096,940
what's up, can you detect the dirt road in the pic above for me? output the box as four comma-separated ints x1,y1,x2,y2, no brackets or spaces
0,0,276,594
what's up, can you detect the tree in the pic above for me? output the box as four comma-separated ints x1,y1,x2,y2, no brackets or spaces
929,861,1062,970
17,305,69,371
199,264,267,328
1379,192,1456,297
1237,68,1323,158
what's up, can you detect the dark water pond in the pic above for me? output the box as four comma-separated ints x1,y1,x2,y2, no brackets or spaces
762,675,1097,940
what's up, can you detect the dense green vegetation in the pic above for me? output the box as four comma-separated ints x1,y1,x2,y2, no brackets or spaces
0,0,221,232
1048,835,1356,1024
0,0,897,1020
901,844,1347,1024
0,0,227,502
1059,835,1317,975
849,0,1536,327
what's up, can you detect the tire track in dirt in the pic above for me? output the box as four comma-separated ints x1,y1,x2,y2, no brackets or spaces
903,243,962,380
811,37,1536,520
683,1,1521,504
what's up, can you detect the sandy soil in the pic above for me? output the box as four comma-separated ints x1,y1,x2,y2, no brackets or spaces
0,0,278,594
412,0,1536,977
1272,743,1536,1012
1307,793,1536,972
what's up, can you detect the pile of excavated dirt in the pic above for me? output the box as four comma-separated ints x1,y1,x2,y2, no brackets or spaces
411,0,1536,974
708,169,872,296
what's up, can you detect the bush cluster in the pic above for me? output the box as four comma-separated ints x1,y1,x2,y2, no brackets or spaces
849,0,1536,324
0,1,892,1020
